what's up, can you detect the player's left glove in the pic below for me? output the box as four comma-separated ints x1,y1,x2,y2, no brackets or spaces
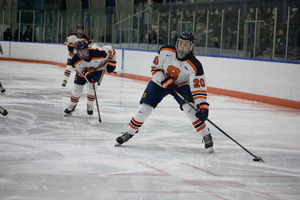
161,77,177,96
195,102,209,122
85,72,96,83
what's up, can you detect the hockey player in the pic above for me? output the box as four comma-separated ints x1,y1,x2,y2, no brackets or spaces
115,31,214,153
62,25,90,87
64,41,117,115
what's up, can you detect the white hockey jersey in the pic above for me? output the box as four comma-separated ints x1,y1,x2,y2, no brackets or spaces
70,45,116,77
151,45,208,105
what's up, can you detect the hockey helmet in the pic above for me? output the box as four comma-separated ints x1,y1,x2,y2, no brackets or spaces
76,41,89,60
175,31,195,57
76,24,84,38
76,24,84,29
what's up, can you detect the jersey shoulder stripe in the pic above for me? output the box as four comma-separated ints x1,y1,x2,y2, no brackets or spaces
187,55,204,76
158,45,176,54
69,54,80,65
68,33,77,37
82,35,90,43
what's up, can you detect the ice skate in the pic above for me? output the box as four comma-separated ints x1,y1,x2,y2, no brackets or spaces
62,80,67,87
87,104,93,115
203,133,214,153
0,86,5,93
0,106,8,116
64,105,76,115
115,132,133,146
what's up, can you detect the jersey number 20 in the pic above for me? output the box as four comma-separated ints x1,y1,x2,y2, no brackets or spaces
193,78,205,88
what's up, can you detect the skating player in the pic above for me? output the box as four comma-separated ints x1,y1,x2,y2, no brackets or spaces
115,31,214,153
64,41,117,115
62,25,90,87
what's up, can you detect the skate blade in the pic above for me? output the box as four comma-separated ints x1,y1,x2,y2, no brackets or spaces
206,147,214,153
89,119,101,124
115,142,122,147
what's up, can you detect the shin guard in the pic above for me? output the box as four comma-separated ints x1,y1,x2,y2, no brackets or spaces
182,103,209,137
126,103,153,134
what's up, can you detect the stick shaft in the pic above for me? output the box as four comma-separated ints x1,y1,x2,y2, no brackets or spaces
92,80,101,123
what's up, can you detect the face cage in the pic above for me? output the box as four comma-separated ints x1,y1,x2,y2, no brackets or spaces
175,38,194,57
76,29,84,38
78,49,89,60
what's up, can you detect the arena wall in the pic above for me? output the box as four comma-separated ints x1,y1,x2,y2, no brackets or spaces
1,41,299,109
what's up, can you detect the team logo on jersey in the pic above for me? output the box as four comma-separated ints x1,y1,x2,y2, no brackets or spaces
183,66,189,71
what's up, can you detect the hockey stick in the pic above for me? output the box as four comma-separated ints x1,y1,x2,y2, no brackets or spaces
92,80,102,123
174,90,265,163
113,69,126,75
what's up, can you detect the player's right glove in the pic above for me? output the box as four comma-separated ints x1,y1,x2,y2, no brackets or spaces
85,72,96,83
161,77,177,96
195,102,209,122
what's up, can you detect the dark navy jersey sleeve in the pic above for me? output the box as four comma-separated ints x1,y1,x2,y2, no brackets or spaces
70,54,81,68
68,45,74,53
89,49,107,58
187,54,204,76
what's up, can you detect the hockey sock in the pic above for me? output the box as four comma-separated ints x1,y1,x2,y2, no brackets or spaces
182,103,209,137
126,103,153,135
69,84,84,106
86,82,97,107
63,64,73,81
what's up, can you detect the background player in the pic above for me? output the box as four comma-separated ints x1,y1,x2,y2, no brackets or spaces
62,25,90,87
115,31,214,153
64,41,117,116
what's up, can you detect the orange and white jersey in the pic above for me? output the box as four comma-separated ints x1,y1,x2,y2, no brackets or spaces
70,46,116,77
151,45,207,105
64,33,90,59
90,44,116,65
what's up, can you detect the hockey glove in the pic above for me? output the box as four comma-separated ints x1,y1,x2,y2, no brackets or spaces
161,77,177,96
195,102,209,122
85,72,96,83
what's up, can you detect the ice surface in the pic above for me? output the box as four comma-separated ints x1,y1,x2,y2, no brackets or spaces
0,61,300,200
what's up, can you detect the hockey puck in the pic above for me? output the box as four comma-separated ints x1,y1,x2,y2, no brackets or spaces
253,158,260,162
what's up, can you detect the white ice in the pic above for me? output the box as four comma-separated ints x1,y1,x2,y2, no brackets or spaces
0,61,300,200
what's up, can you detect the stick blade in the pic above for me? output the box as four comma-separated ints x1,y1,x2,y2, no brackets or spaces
89,119,101,125
253,156,265,163
114,69,126,75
